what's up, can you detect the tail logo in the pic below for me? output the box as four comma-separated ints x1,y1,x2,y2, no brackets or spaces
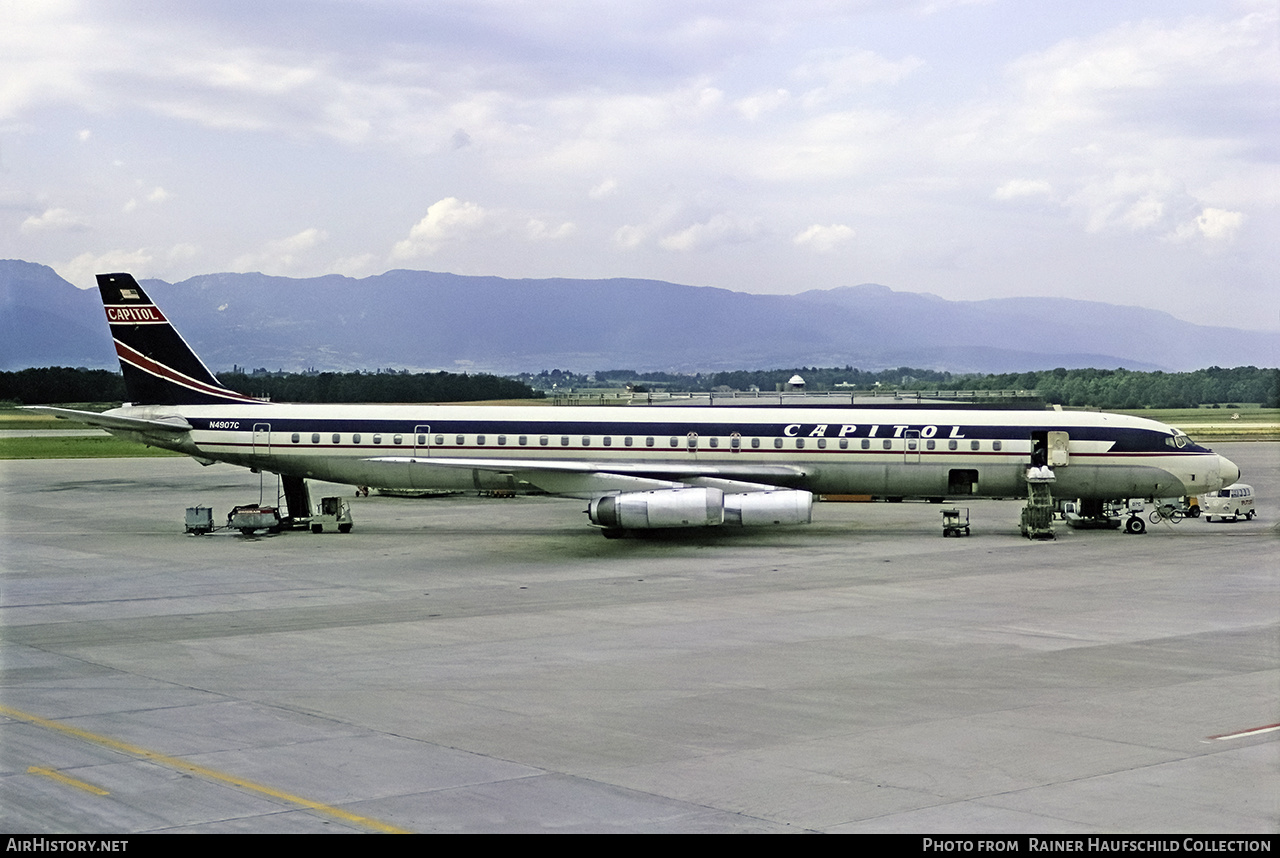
106,305,168,324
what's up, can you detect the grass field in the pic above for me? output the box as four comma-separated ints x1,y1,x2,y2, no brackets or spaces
1117,407,1279,440
0,435,185,459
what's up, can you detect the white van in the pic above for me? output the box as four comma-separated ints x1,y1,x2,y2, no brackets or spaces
1200,484,1255,522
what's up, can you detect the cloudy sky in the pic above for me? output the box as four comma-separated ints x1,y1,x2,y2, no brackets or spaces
4,0,1277,331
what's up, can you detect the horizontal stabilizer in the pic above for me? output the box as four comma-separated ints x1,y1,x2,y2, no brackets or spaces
23,406,193,433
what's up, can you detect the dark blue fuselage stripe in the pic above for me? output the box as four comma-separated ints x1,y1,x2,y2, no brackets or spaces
191,417,1195,454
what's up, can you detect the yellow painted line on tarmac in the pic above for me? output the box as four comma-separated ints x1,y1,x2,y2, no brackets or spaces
27,765,110,795
1,704,411,833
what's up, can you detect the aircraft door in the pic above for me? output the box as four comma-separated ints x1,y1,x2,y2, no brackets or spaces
904,429,921,464
1031,430,1070,467
413,425,432,458
252,423,271,459
1047,431,1070,466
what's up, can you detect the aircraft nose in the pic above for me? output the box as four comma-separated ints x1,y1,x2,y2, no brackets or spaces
1218,454,1240,487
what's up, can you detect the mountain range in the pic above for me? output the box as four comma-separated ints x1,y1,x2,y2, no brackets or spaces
2,260,1275,375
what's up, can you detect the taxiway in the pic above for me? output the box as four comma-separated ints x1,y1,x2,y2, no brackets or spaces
1,443,1276,832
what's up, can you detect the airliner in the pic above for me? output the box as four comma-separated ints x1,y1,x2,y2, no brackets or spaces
28,273,1240,536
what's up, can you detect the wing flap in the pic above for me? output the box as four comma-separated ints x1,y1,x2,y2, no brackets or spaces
363,456,809,498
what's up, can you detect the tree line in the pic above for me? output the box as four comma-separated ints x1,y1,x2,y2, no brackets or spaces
2,365,1274,409
0,367,543,405
530,365,1279,409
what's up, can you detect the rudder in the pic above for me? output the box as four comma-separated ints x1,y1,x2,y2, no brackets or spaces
98,273,255,405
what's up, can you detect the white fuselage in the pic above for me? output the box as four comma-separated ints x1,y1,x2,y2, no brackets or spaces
107,401,1239,502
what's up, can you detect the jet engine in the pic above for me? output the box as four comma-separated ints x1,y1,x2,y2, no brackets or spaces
588,487,813,530
588,487,724,529
724,489,813,526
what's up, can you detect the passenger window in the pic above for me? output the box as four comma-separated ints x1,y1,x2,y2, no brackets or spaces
455,435,464,445
752,438,760,448
353,433,362,444
948,440,957,451
332,433,340,444
970,440,980,451
561,436,569,446
477,435,486,445
291,433,300,443
540,436,549,446
519,435,528,446
582,436,590,446
992,440,1001,451
709,437,718,448
417,434,425,445
624,437,633,447
796,438,805,449
435,435,444,445
311,433,320,444
817,438,826,449
774,438,784,449
883,439,892,450
926,440,935,450
603,437,612,446
861,439,870,449
394,434,403,445
373,434,382,445
670,437,679,447
839,439,848,449
646,437,655,447
498,435,507,445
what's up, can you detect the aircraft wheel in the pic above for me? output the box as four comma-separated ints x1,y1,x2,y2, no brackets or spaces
1125,517,1146,534
311,523,323,534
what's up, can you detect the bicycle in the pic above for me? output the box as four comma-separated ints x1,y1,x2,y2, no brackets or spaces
1148,503,1184,524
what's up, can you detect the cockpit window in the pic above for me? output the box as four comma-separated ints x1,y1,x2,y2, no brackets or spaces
1164,431,1191,449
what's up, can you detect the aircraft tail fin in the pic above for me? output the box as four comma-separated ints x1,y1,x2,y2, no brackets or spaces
97,273,257,405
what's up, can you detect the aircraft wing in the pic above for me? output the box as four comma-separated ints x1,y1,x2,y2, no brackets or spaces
22,406,193,433
364,455,809,497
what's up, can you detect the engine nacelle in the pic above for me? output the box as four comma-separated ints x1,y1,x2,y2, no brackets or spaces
724,490,813,526
588,487,814,530
589,488,724,529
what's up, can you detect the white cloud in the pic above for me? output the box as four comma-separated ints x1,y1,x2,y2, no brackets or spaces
234,228,328,273
613,224,648,250
526,219,576,241
1194,207,1244,241
589,178,618,200
659,214,761,252
993,179,1053,201
21,207,89,233
793,224,855,253
1167,207,1246,244
391,198,488,260
794,49,925,107
58,249,155,288
734,88,789,121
